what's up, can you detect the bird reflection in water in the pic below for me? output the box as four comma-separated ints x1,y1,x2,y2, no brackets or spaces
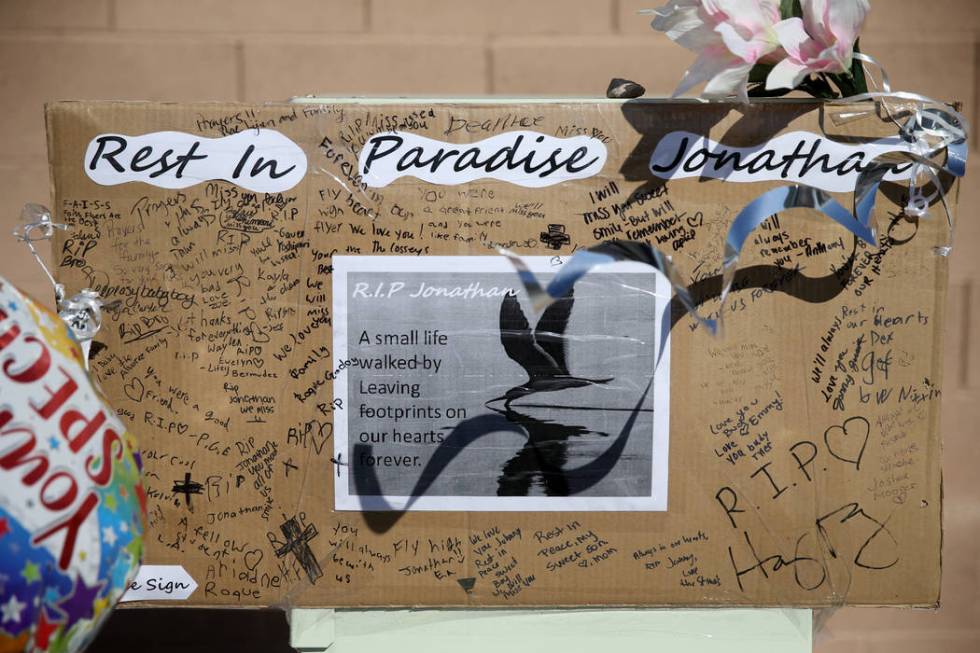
488,402,609,496
488,288,629,497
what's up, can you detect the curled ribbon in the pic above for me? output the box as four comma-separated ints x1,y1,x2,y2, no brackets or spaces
504,55,968,335
719,55,968,325
12,203,106,363
499,241,716,334
12,203,69,304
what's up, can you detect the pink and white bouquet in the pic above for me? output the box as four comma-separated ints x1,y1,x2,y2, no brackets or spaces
648,0,870,101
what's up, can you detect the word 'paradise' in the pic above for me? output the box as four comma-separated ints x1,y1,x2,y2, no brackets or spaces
358,130,607,188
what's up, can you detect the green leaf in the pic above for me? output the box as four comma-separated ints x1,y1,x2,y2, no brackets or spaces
798,75,839,100
780,0,803,20
849,39,868,95
828,72,857,98
748,82,793,98
748,63,773,84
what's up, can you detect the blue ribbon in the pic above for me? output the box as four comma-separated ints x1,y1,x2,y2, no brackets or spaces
504,94,968,337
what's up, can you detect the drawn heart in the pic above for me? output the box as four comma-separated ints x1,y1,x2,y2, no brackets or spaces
823,416,870,470
685,211,704,229
244,548,264,571
315,421,333,439
311,421,333,455
123,376,145,403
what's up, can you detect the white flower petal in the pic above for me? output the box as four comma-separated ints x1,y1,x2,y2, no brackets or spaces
703,61,753,102
801,0,834,46
765,57,811,90
826,0,869,44
652,1,721,52
715,22,754,60
712,0,780,31
672,49,733,97
813,43,850,73
772,17,811,59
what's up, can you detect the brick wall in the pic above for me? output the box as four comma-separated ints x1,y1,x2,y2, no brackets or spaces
0,1,977,649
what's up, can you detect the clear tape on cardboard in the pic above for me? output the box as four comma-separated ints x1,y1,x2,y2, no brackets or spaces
276,77,961,631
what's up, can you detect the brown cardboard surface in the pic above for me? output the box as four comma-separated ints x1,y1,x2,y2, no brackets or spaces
45,99,949,608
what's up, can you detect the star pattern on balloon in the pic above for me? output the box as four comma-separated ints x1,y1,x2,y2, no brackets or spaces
33,608,62,651
56,575,104,630
92,596,110,619
1,593,26,625
20,560,40,584
0,517,10,539
42,586,60,607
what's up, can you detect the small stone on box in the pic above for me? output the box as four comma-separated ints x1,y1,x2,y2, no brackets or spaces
606,78,645,99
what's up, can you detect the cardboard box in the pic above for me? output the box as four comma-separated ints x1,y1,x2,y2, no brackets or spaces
45,99,950,607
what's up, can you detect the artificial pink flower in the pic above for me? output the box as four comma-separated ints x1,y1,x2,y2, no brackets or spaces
650,0,785,102
766,0,870,90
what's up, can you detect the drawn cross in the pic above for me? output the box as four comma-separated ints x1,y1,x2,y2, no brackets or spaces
330,454,347,478
274,515,323,585
539,224,571,250
172,472,203,509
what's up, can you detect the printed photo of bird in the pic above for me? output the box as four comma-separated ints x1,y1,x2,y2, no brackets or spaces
487,288,612,408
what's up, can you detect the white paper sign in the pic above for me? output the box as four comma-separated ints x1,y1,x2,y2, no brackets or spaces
358,130,607,188
120,565,198,602
649,130,917,193
332,256,670,512
85,129,307,192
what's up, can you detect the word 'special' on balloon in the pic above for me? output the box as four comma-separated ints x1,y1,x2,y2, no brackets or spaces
0,276,146,653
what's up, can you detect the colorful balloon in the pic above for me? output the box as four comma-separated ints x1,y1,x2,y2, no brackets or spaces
0,276,145,653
